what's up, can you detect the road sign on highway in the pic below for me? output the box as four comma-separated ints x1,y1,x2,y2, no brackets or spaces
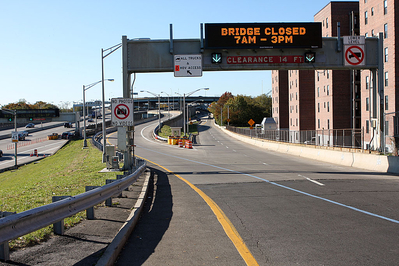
344,45,365,66
174,54,202,77
111,98,134,126
11,132,18,143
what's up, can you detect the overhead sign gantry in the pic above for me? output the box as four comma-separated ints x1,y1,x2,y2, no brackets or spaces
120,23,385,164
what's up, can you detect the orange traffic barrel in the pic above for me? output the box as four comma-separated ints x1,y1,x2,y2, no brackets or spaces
185,140,193,149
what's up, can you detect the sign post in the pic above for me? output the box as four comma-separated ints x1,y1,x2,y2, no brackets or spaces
343,36,365,67
111,98,134,127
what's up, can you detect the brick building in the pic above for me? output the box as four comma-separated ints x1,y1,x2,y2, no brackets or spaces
360,0,398,152
314,1,360,147
271,0,398,152
271,70,289,129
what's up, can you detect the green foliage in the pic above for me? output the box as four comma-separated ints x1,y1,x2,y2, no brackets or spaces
2,100,59,110
0,140,122,249
208,92,272,126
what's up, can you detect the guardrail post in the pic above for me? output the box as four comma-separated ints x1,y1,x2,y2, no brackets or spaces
117,175,129,191
85,186,101,220
0,212,16,261
52,196,71,235
105,180,120,206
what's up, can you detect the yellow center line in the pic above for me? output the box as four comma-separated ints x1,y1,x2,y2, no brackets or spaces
137,155,259,266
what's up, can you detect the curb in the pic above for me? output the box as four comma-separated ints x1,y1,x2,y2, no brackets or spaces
96,169,152,266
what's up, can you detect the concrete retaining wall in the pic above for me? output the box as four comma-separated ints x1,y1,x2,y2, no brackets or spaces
221,126,399,175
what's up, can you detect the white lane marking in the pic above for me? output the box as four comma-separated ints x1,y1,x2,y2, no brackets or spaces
298,174,325,186
138,145,399,225
263,163,268,166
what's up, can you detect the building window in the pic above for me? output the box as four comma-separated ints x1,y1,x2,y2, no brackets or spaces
317,87,320,97
366,76,369,90
318,119,320,129
384,0,388,15
327,119,330,129
327,85,330,96
371,29,375,36
385,121,389,136
365,11,368,25
366,98,369,111
385,95,389,110
385,72,388,86
296,105,298,113
327,102,330,112
384,23,388,38
371,7,374,16
326,18,328,28
384,47,388,62
318,103,320,112
366,120,369,133
327,70,329,79
365,32,369,37
296,118,298,126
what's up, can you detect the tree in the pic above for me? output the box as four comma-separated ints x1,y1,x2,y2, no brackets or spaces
208,92,273,127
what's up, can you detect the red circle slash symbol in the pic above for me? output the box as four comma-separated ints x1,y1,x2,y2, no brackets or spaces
114,104,130,120
345,46,364,66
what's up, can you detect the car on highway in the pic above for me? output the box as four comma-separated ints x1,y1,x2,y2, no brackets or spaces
18,132,25,141
88,118,94,122
64,122,72,128
26,123,35,128
0,150,3,157
61,132,77,140
20,130,29,137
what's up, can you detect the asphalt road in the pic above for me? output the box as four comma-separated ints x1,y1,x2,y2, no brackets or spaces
0,125,73,170
114,115,399,265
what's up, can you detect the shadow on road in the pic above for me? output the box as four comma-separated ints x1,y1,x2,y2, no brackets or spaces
115,166,173,265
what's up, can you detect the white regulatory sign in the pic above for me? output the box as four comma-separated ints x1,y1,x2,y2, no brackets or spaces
11,131,18,143
111,98,134,127
174,54,202,77
344,45,365,66
343,36,365,45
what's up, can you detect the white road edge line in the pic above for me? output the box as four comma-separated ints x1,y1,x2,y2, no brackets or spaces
298,174,325,186
138,145,399,225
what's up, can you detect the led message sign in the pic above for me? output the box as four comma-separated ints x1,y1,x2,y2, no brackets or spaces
205,23,322,49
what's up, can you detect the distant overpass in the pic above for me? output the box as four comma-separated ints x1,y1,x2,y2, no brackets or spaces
72,96,219,111
134,96,219,109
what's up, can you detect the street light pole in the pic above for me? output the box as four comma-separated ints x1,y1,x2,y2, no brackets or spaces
183,88,209,136
2,109,17,167
141,90,161,132
83,79,114,148
101,43,122,163
161,91,170,119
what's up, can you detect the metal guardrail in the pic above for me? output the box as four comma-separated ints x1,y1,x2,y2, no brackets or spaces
0,159,146,245
226,126,365,150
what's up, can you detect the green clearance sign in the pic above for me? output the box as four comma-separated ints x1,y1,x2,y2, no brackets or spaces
205,23,322,49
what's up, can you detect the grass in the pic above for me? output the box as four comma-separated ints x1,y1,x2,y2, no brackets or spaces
0,139,122,249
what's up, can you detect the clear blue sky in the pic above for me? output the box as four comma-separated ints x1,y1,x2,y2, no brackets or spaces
0,0,354,108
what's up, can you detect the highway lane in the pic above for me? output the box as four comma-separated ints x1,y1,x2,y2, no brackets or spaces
0,125,73,170
116,115,399,265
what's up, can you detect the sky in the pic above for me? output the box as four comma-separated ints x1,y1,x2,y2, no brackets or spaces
0,0,354,108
